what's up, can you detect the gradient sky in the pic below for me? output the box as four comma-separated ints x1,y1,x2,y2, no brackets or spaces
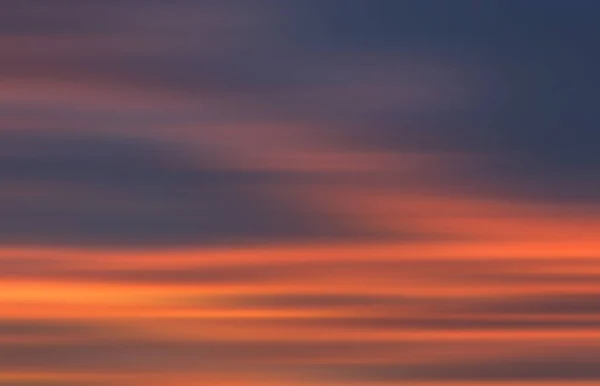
1,1,600,385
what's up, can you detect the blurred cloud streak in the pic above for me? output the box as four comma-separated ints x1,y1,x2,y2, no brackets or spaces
1,0,599,385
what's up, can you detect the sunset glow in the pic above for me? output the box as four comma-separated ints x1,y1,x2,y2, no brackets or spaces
1,1,599,385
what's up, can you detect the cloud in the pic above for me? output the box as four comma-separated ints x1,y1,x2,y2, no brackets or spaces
0,336,410,372
45,265,283,286
304,353,600,382
413,354,600,381
0,131,368,246
0,320,98,338
467,293,600,316
209,293,410,310
0,3,598,384
0,382,110,386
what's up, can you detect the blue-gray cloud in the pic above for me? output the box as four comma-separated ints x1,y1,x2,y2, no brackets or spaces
0,131,369,246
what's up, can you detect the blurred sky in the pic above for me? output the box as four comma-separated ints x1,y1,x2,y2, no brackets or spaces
1,1,600,385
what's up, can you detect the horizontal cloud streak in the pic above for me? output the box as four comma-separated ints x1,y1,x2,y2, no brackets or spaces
0,131,387,246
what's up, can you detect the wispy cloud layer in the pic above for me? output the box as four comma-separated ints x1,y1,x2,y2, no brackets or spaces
1,0,599,385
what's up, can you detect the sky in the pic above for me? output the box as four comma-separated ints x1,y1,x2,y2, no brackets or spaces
1,1,600,385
